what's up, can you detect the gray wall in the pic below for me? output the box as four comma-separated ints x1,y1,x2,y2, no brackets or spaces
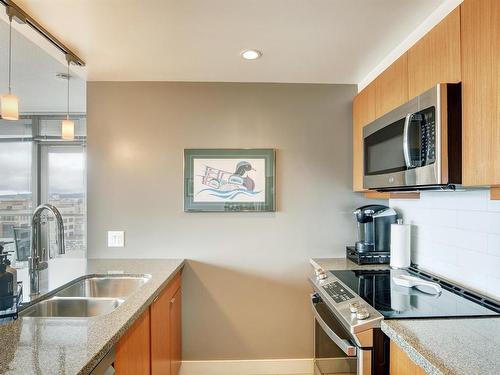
87,82,364,360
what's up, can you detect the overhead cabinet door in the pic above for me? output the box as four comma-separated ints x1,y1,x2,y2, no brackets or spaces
408,7,461,98
352,82,376,192
461,0,500,186
374,53,409,118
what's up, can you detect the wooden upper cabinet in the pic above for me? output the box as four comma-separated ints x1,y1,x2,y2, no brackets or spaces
115,309,151,375
461,0,500,186
408,7,461,98
374,53,409,118
353,83,376,128
352,83,376,192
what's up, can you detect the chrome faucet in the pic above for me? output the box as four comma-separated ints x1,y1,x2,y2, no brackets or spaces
29,204,66,296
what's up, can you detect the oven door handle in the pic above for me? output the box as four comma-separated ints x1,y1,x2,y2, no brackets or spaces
403,113,415,169
310,294,357,357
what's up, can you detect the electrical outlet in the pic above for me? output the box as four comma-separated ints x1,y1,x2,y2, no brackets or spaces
107,231,125,247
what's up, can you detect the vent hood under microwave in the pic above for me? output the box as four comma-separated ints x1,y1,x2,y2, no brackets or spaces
362,83,461,192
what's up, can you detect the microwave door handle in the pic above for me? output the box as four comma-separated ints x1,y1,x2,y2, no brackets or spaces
310,294,357,357
403,113,414,168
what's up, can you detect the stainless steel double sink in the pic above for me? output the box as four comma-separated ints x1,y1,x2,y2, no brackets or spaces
20,275,151,318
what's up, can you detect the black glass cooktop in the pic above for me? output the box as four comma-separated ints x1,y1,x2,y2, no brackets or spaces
330,269,500,319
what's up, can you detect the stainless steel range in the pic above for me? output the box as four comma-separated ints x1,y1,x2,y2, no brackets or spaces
309,266,500,375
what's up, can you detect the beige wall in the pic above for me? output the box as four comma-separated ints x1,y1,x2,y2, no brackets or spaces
87,82,365,360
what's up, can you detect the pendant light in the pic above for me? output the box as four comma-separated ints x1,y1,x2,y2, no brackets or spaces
61,59,74,140
1,16,19,121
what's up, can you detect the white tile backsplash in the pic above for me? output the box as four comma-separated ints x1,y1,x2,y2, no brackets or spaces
390,189,500,300
487,234,500,256
487,198,500,212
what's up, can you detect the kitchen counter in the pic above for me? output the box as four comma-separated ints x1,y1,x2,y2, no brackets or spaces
311,258,500,375
382,318,500,375
0,258,185,375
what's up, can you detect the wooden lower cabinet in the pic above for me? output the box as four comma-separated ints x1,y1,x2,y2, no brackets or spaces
150,286,172,375
151,272,182,375
115,271,182,375
115,309,151,375
390,341,425,375
170,287,182,375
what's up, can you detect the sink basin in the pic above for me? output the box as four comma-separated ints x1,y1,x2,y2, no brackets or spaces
19,274,150,318
54,275,151,298
20,297,123,318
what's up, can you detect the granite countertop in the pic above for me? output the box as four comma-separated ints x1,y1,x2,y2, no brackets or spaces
0,258,185,375
382,318,500,375
310,258,500,375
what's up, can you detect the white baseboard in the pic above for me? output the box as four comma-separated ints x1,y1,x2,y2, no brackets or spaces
179,358,314,375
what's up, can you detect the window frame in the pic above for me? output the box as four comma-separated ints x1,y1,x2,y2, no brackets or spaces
0,114,87,255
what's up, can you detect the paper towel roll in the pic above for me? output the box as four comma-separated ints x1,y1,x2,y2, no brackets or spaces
390,221,411,269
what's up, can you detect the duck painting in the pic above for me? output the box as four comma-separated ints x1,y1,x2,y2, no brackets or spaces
228,161,256,191
185,149,275,212
197,160,261,200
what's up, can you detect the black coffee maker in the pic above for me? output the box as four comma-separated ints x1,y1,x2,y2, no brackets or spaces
347,204,398,264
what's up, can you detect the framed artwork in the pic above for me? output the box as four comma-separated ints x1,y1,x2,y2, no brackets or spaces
184,149,276,212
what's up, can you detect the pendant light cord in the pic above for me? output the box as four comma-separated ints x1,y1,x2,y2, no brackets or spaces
66,61,70,120
8,18,12,94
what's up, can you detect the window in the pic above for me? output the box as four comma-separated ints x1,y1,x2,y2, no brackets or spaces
0,115,86,258
0,119,33,254
42,145,86,254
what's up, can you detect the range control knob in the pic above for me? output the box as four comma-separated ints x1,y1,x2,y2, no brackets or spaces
315,269,328,280
349,302,361,313
356,308,370,320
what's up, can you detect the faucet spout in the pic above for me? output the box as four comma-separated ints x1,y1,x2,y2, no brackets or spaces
29,204,66,296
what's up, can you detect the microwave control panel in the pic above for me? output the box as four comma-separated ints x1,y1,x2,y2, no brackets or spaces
419,108,436,165
323,281,355,303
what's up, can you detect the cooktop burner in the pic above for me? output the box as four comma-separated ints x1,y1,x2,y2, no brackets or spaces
330,268,500,319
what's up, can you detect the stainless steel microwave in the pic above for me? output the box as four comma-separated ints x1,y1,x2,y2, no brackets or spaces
363,83,461,191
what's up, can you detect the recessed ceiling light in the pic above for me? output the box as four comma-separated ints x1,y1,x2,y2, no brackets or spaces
241,49,262,60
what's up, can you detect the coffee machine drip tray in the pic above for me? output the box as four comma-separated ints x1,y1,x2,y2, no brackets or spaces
346,246,390,265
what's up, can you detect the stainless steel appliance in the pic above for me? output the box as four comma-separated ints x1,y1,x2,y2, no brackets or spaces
90,347,115,375
346,205,397,265
363,83,461,191
310,267,500,375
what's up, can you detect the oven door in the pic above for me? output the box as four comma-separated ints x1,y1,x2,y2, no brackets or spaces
362,91,440,190
311,294,358,375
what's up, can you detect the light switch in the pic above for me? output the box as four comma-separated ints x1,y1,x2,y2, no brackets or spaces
107,231,125,247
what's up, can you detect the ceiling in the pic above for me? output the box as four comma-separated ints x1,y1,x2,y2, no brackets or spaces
0,15,86,113
14,0,447,84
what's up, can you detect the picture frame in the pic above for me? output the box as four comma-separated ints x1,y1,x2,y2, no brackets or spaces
184,149,276,212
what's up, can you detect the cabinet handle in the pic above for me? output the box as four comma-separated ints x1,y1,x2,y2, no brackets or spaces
170,297,175,304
